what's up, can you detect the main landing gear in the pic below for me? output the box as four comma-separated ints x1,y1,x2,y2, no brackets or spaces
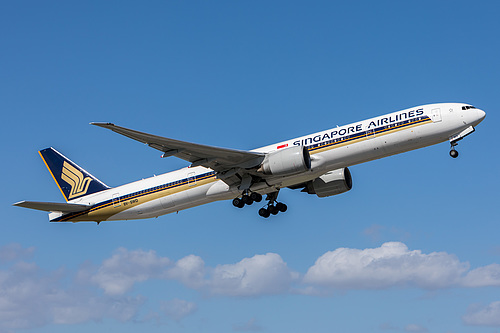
258,201,287,218
232,191,287,218
232,192,263,208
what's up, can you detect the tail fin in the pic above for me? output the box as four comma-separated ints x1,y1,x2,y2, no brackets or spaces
39,147,110,202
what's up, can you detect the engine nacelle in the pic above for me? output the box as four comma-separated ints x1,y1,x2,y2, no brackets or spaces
303,168,352,197
260,146,311,176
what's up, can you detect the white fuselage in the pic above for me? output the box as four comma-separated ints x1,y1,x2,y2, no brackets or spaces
52,103,485,222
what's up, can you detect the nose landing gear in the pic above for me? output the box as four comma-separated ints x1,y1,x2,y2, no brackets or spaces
448,126,476,159
449,142,459,158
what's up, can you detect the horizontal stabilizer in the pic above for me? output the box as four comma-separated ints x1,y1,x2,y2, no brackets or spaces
13,201,91,213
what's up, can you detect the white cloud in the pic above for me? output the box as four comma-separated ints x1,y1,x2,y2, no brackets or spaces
0,243,35,263
0,261,54,330
90,247,171,295
462,301,500,326
0,246,294,331
164,253,296,297
3,242,500,331
161,298,197,321
85,242,500,296
208,253,295,297
0,255,143,331
87,251,296,297
303,242,469,290
461,264,500,287
166,254,206,289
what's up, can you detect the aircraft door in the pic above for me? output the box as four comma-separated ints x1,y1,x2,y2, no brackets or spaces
431,108,442,122
187,172,196,187
112,193,121,207
365,125,376,139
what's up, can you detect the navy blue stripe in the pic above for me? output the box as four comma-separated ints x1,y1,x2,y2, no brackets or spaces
308,116,431,152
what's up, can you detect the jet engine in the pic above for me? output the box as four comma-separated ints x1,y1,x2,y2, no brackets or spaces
302,168,352,197
259,146,311,176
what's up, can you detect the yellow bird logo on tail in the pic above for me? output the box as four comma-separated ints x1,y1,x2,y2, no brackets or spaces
61,161,92,199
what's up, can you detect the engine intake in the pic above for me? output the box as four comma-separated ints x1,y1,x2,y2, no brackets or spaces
260,146,311,176
303,168,352,197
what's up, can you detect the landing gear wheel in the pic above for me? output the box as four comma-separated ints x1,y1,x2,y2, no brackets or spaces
250,192,262,202
259,207,270,218
242,195,253,205
269,205,279,215
276,202,287,212
232,198,245,208
450,149,459,158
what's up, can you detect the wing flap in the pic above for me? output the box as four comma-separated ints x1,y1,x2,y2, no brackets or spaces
91,123,264,171
13,201,91,213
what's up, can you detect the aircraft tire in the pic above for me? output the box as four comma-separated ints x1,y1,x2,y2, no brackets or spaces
259,208,270,218
450,149,459,158
232,198,245,208
250,192,262,202
269,205,279,215
242,195,253,205
276,202,287,212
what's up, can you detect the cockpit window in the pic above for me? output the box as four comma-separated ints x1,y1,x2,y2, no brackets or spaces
462,105,476,110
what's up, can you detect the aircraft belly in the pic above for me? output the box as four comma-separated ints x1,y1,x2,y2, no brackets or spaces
107,198,166,220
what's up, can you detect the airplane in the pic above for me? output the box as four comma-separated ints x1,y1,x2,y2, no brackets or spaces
13,103,486,222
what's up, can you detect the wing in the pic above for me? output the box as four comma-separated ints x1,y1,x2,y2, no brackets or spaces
13,201,91,213
91,123,265,172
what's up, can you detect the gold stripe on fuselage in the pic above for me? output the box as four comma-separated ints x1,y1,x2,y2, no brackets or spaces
65,174,218,222
310,117,432,155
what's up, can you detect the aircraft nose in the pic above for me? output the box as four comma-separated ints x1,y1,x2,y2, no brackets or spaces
476,108,486,123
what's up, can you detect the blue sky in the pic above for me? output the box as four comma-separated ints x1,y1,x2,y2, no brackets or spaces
1,1,499,332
